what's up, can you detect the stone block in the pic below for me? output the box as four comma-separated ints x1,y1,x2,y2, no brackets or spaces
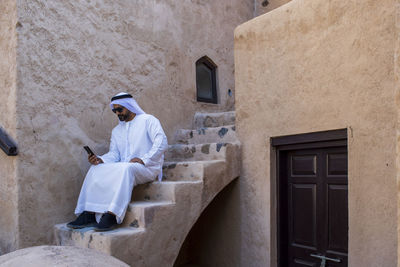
165,142,232,161
193,111,236,128
163,160,206,181
132,181,176,202
174,125,237,145
122,200,175,228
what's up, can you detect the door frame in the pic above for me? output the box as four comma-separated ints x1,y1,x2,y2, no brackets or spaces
271,129,348,266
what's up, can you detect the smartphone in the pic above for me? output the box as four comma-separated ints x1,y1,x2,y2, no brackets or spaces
83,146,95,156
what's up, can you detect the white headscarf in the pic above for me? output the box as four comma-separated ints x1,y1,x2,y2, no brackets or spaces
109,92,145,115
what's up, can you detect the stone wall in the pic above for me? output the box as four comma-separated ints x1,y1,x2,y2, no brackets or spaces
11,0,253,248
235,0,397,266
0,0,18,255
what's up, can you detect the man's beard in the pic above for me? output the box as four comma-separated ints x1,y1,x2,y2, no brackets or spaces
118,114,128,121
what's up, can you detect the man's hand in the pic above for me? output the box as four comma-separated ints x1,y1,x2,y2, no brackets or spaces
130,157,145,165
88,154,103,165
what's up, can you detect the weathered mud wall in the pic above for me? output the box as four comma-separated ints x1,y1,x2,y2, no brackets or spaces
235,0,397,266
396,1,400,265
0,0,18,255
12,0,253,248
254,0,292,16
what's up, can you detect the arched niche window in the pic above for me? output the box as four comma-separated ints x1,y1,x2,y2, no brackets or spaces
196,56,218,104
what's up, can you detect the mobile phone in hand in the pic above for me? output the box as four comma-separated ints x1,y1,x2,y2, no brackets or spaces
83,146,94,156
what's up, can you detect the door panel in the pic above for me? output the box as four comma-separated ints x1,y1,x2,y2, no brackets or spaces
279,146,348,267
327,153,348,176
327,185,348,252
290,184,317,248
291,155,317,176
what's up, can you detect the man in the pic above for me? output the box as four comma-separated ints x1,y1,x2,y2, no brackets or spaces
67,92,168,231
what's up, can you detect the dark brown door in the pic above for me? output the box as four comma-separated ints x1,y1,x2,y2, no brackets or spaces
278,145,348,267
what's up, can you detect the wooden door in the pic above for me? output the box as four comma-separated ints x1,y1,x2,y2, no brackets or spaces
278,145,348,267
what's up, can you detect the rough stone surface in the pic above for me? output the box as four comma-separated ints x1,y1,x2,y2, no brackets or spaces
0,245,129,266
132,181,177,202
165,142,230,162
162,161,204,181
193,111,236,128
174,125,237,145
3,0,254,250
0,0,18,255
235,0,397,266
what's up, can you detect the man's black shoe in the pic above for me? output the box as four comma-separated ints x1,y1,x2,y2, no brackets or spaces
66,211,96,229
95,213,117,232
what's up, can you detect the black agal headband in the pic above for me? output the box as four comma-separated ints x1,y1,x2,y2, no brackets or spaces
111,94,133,102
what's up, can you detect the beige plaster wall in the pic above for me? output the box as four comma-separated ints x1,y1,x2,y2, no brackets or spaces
396,1,400,265
12,0,253,248
0,0,19,254
235,0,397,266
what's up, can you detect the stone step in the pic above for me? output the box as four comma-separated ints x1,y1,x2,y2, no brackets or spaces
133,180,206,202
193,111,235,128
162,160,224,181
132,181,176,202
54,110,240,266
54,224,145,251
54,180,205,265
173,125,237,144
122,200,175,228
162,161,204,181
53,141,239,266
165,142,238,162
134,160,225,201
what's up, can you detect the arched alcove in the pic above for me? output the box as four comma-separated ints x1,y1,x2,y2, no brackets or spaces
174,179,240,267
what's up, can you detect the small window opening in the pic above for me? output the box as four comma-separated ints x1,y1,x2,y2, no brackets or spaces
196,56,218,104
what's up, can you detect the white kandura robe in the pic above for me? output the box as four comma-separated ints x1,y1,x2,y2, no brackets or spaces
75,114,168,224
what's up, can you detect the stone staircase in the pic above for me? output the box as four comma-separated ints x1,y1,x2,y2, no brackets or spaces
54,111,240,267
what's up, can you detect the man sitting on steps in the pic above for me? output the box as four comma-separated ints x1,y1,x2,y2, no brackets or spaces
67,92,168,231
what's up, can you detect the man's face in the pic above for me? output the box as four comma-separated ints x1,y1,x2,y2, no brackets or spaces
112,104,131,121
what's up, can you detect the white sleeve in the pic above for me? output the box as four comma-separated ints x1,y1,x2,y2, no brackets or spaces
141,117,168,166
99,130,120,163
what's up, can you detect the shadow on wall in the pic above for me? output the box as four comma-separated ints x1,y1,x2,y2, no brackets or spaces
174,178,241,267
